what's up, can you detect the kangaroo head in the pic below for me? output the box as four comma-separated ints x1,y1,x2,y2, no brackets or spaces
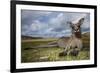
68,18,84,33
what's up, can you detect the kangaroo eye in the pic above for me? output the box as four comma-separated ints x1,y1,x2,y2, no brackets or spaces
72,26,74,29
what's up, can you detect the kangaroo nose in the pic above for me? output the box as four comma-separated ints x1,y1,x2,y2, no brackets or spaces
75,29,79,32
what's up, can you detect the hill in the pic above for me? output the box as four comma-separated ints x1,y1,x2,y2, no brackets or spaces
21,35,43,40
82,32,90,49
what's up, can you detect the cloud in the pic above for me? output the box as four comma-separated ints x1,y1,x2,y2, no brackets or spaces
21,10,52,19
49,13,68,28
30,20,46,31
21,10,90,38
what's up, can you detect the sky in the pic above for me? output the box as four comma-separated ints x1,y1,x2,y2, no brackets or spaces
21,10,90,38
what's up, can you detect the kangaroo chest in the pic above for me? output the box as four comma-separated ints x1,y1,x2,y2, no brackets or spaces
73,31,81,38
57,36,82,49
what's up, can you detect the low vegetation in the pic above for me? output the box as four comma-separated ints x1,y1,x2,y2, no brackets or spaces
21,32,90,63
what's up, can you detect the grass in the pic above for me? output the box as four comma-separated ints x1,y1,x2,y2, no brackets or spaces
21,35,90,63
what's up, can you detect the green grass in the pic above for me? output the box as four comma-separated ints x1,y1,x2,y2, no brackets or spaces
21,37,90,63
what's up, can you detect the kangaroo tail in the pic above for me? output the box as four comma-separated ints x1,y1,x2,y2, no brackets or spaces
47,41,58,45
24,41,58,50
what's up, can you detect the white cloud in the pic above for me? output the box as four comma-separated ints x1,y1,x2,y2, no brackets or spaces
30,20,47,31
61,30,71,33
49,13,65,26
45,28,54,33
30,20,41,31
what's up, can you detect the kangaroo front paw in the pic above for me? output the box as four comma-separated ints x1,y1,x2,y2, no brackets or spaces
70,49,79,56
59,51,67,56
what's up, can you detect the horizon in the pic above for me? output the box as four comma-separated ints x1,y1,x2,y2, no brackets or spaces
21,31,90,39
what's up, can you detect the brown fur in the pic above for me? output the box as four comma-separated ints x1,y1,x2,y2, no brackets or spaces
58,18,84,56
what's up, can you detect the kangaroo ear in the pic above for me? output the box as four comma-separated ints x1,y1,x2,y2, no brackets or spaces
78,18,84,26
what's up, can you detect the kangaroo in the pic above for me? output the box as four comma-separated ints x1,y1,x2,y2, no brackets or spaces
58,18,84,56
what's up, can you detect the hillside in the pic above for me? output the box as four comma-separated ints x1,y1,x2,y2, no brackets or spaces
21,35,43,40
82,32,90,49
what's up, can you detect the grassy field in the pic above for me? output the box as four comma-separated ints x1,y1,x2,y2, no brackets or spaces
21,32,90,63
